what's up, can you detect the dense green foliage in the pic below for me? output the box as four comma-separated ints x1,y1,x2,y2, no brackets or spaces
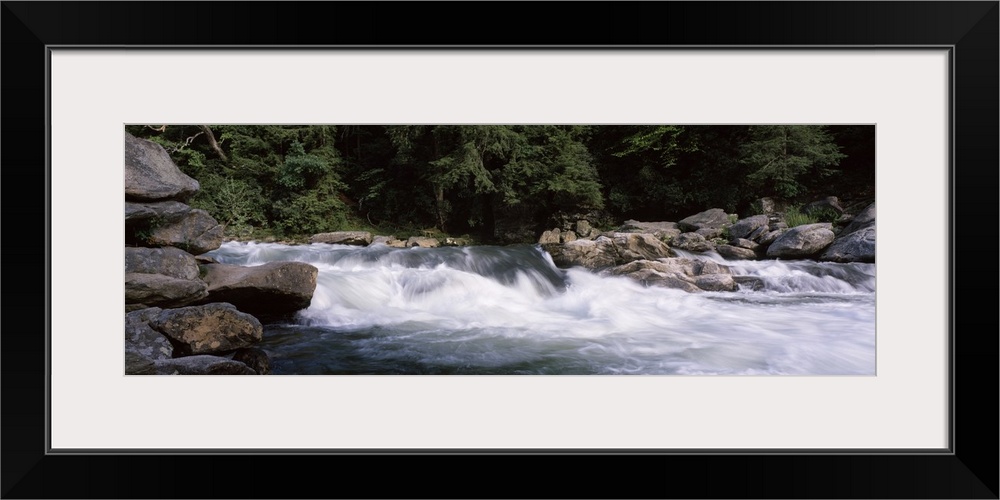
126,125,874,243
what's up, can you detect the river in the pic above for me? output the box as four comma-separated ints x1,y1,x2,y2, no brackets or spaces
204,241,876,375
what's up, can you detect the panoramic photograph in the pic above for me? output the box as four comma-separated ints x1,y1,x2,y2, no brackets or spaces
124,124,876,375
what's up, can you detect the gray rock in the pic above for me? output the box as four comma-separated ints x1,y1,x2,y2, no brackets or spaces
671,232,713,253
803,196,845,215
310,231,373,246
125,352,157,375
232,348,272,375
819,226,875,263
575,220,592,236
538,229,561,244
695,227,724,239
124,273,208,308
146,209,224,255
198,262,318,318
730,238,759,250
618,220,681,239
124,201,192,226
610,233,674,263
606,261,700,292
841,202,876,235
125,307,173,374
605,258,735,293
694,273,737,292
406,236,440,248
747,225,769,242
561,231,577,243
677,208,730,232
694,260,729,276
733,276,766,291
124,131,200,201
125,246,199,280
371,235,394,245
717,245,759,260
729,215,770,240
150,303,263,356
758,229,789,246
543,239,616,269
766,223,836,258
151,355,256,375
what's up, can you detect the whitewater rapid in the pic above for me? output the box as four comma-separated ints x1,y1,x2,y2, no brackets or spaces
204,241,876,375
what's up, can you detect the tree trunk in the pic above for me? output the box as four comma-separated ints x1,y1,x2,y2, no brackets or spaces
197,125,228,162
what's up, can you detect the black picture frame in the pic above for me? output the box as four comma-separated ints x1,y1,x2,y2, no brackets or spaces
3,2,997,498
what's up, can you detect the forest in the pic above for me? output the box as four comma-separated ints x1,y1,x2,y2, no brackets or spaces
125,124,875,244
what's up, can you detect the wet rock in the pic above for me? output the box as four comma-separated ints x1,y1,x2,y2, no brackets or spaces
150,303,263,356
198,262,318,318
406,236,440,248
717,245,759,260
125,307,173,374
152,355,256,375
840,202,876,235
820,226,875,263
310,231,373,246
694,273,737,292
766,223,836,259
232,348,272,375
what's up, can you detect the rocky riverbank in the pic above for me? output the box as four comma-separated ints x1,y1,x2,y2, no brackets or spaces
124,131,319,375
300,198,875,294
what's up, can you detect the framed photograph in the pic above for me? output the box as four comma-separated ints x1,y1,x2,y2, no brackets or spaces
5,2,997,498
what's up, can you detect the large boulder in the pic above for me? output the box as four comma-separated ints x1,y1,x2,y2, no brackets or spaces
820,226,876,263
766,223,836,258
670,232,714,253
146,209,224,255
124,131,200,201
543,239,617,269
617,220,681,240
124,273,208,308
124,307,173,375
604,258,735,293
151,355,256,375
717,245,758,260
538,229,561,244
124,201,192,226
677,208,731,232
310,231,373,246
840,202,876,236
150,303,263,356
198,262,318,318
611,233,673,263
406,236,440,248
729,215,770,240
125,246,199,280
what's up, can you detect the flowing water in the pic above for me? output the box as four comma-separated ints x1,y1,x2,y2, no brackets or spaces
205,241,876,375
